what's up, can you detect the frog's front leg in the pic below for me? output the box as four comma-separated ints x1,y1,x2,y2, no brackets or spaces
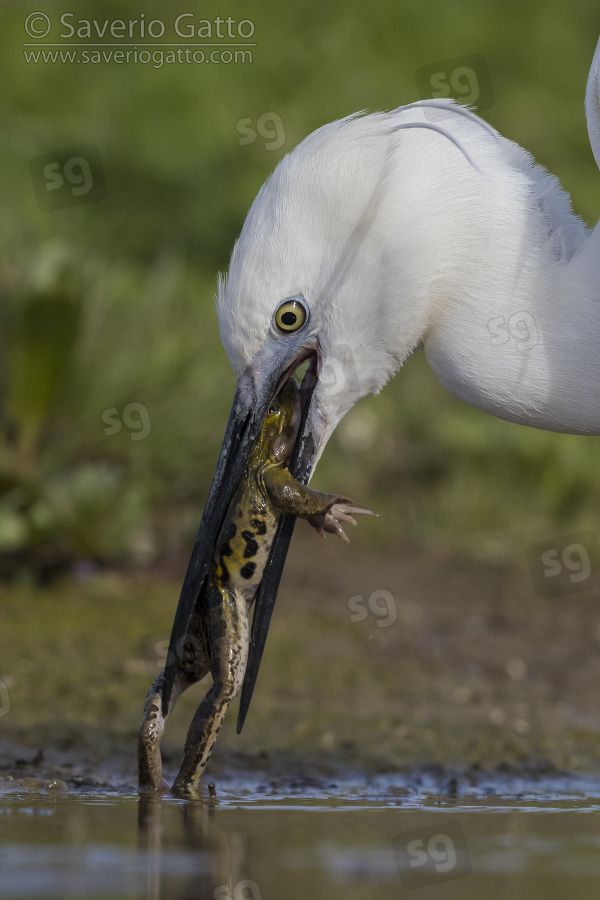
171,583,249,799
263,466,377,542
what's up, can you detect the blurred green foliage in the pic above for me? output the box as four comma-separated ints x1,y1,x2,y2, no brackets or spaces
1,0,600,577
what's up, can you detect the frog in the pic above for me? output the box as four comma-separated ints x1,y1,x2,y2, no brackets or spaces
138,377,376,797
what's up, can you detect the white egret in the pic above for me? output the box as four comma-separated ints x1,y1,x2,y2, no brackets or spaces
162,37,600,738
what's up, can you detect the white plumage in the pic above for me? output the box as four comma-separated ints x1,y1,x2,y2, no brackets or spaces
217,37,600,474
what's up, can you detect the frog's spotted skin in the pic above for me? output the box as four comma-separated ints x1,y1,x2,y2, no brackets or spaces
138,378,376,798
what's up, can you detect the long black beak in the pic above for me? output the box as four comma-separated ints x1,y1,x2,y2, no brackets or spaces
236,364,317,732
161,353,319,718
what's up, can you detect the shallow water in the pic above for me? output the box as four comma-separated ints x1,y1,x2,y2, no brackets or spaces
2,772,600,899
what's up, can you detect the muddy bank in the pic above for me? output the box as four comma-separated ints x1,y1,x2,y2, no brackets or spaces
2,530,600,793
2,723,600,803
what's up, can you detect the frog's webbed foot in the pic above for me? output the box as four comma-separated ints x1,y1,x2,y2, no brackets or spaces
308,501,378,542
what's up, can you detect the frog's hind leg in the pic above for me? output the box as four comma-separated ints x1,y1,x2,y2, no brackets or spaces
170,656,247,799
171,589,250,799
138,635,210,794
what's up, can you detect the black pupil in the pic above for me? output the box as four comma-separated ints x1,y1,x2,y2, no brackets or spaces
268,404,277,415
281,311,297,327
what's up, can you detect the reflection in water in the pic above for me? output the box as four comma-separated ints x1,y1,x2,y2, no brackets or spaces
138,794,253,900
2,777,600,899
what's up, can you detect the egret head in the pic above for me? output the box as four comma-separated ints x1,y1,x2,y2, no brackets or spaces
216,99,495,466
217,112,403,467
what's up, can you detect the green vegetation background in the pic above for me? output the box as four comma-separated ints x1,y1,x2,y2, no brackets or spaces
1,0,600,574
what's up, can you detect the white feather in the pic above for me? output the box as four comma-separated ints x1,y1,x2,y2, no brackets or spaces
217,39,600,466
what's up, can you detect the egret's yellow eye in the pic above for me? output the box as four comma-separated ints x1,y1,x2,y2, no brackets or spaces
267,402,278,416
274,298,308,334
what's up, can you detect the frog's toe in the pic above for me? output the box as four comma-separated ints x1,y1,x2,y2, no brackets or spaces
307,500,377,541
320,502,378,541
322,512,351,542
329,505,357,526
341,502,378,517
330,502,378,523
